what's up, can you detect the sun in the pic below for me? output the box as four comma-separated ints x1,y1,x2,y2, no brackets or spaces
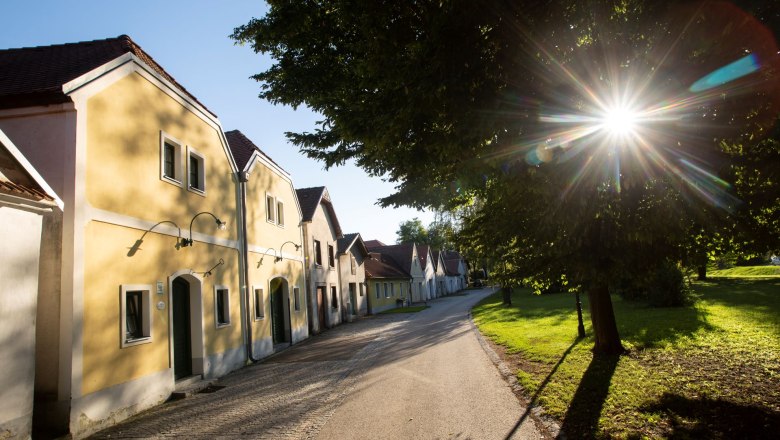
600,105,639,136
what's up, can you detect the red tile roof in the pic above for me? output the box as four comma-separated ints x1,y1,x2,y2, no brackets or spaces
0,35,215,116
367,243,417,273
365,251,409,279
224,129,288,174
364,239,387,248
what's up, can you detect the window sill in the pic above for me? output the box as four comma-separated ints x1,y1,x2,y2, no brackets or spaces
188,186,206,197
122,336,151,348
253,316,264,322
161,176,183,187
216,322,231,329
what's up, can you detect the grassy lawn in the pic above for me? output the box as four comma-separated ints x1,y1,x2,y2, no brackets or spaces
379,305,428,314
708,265,780,278
472,279,780,439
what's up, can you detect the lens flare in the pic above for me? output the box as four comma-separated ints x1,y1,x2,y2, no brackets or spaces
600,106,639,136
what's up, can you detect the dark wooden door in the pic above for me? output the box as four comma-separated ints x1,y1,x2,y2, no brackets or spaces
172,278,192,379
317,286,327,329
271,284,286,344
349,283,357,315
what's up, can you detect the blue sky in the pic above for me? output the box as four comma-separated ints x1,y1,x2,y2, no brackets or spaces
1,0,433,244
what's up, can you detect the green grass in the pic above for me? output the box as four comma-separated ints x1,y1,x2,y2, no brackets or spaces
708,265,780,278
472,279,780,439
379,305,428,314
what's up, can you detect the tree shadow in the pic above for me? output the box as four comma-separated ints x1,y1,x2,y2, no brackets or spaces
637,393,780,439
560,353,621,439
504,338,581,439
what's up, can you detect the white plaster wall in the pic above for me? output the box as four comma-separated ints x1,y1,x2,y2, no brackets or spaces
305,204,341,331
0,206,44,439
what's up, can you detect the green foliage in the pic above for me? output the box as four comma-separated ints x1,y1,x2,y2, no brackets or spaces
708,265,780,278
395,216,456,249
395,218,428,245
646,261,692,307
472,280,780,439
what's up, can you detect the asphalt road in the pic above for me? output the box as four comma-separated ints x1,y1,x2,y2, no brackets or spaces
90,288,541,439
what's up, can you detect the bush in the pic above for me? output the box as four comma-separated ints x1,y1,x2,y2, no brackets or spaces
646,261,692,307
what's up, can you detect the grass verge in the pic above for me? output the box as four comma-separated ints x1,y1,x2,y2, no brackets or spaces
708,265,780,278
379,305,428,314
472,279,780,439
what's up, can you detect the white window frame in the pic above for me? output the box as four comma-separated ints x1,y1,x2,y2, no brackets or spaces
120,284,153,348
187,145,206,195
266,193,276,224
159,132,183,187
214,285,231,328
293,287,301,311
276,199,285,227
253,287,264,320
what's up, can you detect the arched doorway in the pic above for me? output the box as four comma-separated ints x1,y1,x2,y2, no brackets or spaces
169,272,204,380
269,277,291,345
171,277,192,379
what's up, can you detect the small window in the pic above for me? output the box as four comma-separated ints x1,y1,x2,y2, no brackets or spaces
120,285,152,348
215,287,230,327
350,256,356,275
314,240,322,266
276,200,285,227
254,288,264,320
293,287,301,311
266,194,276,223
359,283,364,297
160,133,182,186
391,283,395,297
328,244,335,268
384,282,390,298
187,147,206,194
375,282,380,299
330,286,338,309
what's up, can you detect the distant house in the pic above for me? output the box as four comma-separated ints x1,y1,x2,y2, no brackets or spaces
337,233,369,319
417,245,437,299
296,186,344,333
0,36,243,437
225,130,308,356
442,250,468,293
365,251,412,313
432,250,448,296
0,128,60,440
366,242,426,303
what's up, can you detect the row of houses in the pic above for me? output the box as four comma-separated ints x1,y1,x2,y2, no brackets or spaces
0,35,466,439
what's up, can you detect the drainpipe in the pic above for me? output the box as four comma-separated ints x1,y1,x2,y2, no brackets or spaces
238,171,261,363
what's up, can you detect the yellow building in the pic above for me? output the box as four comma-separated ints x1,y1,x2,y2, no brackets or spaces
0,36,247,438
225,130,308,356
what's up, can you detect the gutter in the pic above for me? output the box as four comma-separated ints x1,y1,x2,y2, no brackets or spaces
237,171,262,363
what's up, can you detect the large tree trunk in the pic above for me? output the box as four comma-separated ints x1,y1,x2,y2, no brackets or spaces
587,284,625,355
697,265,707,280
501,286,512,306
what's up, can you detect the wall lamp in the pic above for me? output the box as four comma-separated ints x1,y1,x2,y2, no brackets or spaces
192,258,225,278
258,248,278,266
180,211,227,247
276,241,302,262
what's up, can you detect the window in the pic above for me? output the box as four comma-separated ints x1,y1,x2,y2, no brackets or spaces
391,283,395,297
266,194,276,223
187,147,205,194
350,256,356,275
293,287,301,311
314,240,322,266
215,287,230,327
254,288,264,320
276,200,285,227
328,244,335,268
120,285,152,347
330,286,338,309
359,283,364,297
375,282,380,299
384,282,389,298
160,133,182,185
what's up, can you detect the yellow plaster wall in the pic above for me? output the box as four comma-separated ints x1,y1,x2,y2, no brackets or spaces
81,202,241,394
85,72,238,241
247,253,307,340
368,280,410,310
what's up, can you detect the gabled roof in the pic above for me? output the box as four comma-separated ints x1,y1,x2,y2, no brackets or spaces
417,244,431,268
365,251,409,279
337,232,369,257
444,259,462,276
295,186,343,237
0,35,214,116
224,129,288,174
367,243,417,274
0,128,59,207
364,239,387,248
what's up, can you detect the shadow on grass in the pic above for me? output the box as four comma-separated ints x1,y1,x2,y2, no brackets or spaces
637,393,780,439
504,338,582,439
560,354,621,439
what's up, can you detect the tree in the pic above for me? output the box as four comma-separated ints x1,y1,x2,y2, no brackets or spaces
396,218,428,245
234,1,780,354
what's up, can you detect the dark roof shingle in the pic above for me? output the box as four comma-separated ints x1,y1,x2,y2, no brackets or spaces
365,251,409,279
0,35,215,115
224,129,287,173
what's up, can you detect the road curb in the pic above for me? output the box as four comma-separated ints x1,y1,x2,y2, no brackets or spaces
467,293,563,439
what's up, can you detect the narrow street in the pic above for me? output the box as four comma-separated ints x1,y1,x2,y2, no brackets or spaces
91,289,541,439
